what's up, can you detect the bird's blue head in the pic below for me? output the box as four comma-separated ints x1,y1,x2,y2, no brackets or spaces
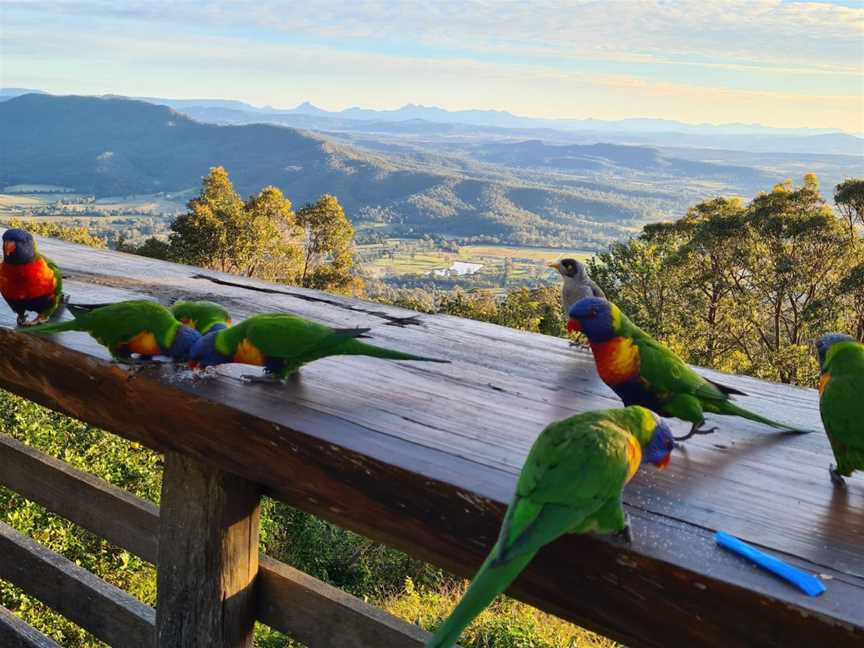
815,332,855,370
167,325,201,362
642,412,675,470
189,330,231,369
567,297,618,343
3,229,37,265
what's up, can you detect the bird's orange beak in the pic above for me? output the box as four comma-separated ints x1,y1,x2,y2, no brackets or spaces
655,454,671,471
566,318,581,334
4,241,16,257
548,261,562,271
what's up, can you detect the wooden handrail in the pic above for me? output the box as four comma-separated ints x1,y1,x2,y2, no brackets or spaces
0,605,61,648
0,235,861,647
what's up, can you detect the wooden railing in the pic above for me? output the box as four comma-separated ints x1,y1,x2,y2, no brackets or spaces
0,235,862,647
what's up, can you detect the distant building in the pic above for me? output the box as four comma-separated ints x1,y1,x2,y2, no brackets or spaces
430,261,483,277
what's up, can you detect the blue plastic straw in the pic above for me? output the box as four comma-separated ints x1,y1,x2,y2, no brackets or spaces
715,531,826,597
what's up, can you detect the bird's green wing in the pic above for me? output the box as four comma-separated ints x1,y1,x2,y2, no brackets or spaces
72,300,178,349
635,335,727,401
237,314,363,360
171,300,231,333
821,355,864,453
498,415,631,561
40,255,64,317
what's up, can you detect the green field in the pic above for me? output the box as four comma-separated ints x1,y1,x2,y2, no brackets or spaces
362,241,595,283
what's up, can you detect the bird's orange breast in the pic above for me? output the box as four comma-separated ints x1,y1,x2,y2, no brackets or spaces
818,372,831,396
124,331,162,356
625,434,642,484
233,338,265,366
590,337,641,385
0,259,56,300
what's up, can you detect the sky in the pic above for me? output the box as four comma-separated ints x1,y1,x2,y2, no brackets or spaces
1,0,863,132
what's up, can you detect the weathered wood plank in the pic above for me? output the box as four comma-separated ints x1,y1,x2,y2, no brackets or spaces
156,452,260,648
0,606,61,648
257,555,435,648
0,521,155,648
0,235,861,646
0,433,159,562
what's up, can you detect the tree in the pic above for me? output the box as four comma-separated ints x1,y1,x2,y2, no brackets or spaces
169,167,246,273
834,178,864,238
243,186,304,282
297,194,357,293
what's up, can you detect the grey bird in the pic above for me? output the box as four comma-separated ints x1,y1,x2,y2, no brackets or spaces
548,258,605,314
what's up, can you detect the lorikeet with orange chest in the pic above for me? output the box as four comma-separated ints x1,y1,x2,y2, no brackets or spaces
0,229,65,326
189,313,447,382
69,299,232,335
426,406,674,648
23,300,201,362
567,297,813,440
815,333,864,486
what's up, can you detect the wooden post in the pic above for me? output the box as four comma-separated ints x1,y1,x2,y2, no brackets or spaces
156,452,261,648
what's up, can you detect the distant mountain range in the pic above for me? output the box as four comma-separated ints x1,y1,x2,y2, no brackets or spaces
2,93,861,248
2,88,862,156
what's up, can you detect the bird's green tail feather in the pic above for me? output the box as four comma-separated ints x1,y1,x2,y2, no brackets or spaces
717,400,814,434
20,319,86,335
341,339,449,364
426,544,534,648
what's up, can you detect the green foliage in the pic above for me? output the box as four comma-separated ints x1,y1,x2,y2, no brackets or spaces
834,177,864,238
384,578,618,648
297,194,358,294
4,218,107,248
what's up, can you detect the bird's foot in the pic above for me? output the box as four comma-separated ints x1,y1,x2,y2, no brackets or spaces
674,423,718,443
615,515,633,545
829,465,847,488
241,373,285,385
17,315,42,328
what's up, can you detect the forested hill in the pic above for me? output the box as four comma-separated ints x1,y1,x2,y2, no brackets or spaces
0,93,769,247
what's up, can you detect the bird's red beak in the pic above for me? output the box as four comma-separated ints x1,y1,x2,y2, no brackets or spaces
4,241,16,257
655,454,671,471
566,318,581,334
188,361,198,369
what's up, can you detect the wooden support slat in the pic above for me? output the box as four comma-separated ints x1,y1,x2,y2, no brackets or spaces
156,452,261,648
258,555,433,648
0,521,155,648
0,606,61,648
0,433,439,646
0,433,159,562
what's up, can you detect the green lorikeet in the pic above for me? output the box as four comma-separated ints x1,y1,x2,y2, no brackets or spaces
189,313,447,381
23,300,201,361
567,297,811,440
815,333,864,486
0,229,66,327
169,300,231,334
426,406,675,648
69,299,232,335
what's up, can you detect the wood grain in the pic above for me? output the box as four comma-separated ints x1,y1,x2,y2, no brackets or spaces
0,521,155,648
156,453,261,648
0,606,61,648
0,234,860,646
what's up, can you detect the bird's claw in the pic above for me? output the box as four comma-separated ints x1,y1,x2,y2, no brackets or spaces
674,425,718,443
829,465,847,488
615,515,633,545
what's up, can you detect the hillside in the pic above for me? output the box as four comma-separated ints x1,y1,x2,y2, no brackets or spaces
0,94,686,247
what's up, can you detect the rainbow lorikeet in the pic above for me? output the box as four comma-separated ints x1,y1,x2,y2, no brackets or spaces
426,405,674,648
189,313,448,381
0,229,66,327
24,300,200,362
68,299,232,335
815,333,864,486
567,298,812,441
